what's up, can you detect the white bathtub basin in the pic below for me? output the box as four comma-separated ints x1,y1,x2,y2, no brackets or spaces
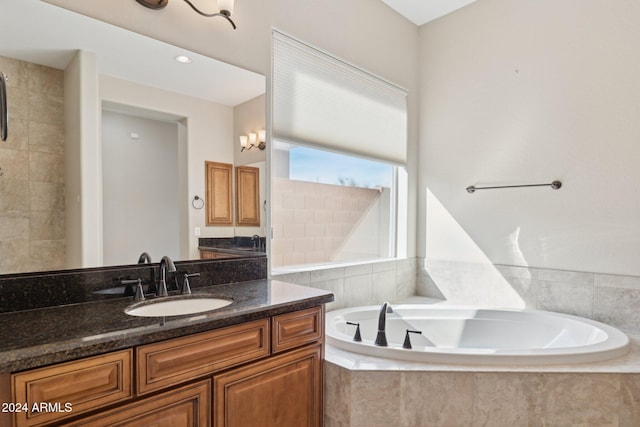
326,305,630,365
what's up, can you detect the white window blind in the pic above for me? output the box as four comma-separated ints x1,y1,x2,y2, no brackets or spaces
272,30,408,165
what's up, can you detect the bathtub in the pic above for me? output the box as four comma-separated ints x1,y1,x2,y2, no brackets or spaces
326,304,630,365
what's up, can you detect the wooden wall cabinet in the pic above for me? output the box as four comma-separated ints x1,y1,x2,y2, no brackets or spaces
235,165,260,226
205,161,233,226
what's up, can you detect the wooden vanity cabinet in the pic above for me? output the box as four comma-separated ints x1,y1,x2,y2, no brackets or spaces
9,306,325,427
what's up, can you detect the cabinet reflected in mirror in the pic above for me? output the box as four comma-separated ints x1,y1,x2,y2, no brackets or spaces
204,161,265,228
235,165,260,227
205,161,234,226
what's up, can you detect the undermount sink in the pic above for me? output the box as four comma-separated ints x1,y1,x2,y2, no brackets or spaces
125,296,233,317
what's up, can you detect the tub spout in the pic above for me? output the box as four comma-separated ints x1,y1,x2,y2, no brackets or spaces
374,302,392,346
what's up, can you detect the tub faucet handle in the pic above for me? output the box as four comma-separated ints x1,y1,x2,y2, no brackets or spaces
402,329,422,349
346,321,362,342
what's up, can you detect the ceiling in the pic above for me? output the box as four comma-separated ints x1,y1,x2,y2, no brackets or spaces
381,0,479,26
0,0,477,108
0,0,265,107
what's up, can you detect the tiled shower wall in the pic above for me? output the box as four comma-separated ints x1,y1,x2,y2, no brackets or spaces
0,56,65,274
418,259,640,335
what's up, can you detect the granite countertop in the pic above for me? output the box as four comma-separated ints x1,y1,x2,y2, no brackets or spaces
0,279,333,373
197,246,266,256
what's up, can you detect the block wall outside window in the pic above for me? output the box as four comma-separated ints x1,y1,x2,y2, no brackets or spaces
271,177,390,268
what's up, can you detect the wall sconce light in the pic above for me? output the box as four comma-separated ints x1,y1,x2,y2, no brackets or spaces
135,0,237,29
240,130,266,152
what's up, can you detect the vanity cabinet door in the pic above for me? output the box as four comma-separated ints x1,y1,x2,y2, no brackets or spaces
11,350,133,427
62,380,211,427
213,343,322,427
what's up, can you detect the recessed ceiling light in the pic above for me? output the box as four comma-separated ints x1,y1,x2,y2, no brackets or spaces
175,55,192,64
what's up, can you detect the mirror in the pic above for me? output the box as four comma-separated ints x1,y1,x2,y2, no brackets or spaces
0,0,266,275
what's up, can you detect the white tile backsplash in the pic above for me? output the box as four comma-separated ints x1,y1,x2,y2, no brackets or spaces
273,258,417,310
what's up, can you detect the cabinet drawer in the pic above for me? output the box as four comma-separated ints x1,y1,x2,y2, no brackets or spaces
272,306,323,353
63,379,211,427
137,319,269,395
199,251,241,259
12,349,133,427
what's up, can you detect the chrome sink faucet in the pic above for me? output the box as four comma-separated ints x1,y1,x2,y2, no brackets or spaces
137,252,152,264
157,256,176,297
374,301,393,346
251,234,262,251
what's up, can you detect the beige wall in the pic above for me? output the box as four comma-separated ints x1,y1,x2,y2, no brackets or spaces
233,95,267,238
101,111,180,265
419,0,640,276
0,55,65,273
44,0,419,260
233,94,265,167
64,50,101,269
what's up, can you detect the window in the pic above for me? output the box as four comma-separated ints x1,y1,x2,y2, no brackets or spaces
271,141,403,269
271,30,408,270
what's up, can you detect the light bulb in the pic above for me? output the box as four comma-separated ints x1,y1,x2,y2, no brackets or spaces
218,0,234,14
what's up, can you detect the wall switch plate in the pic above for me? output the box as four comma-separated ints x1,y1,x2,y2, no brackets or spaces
194,227,201,236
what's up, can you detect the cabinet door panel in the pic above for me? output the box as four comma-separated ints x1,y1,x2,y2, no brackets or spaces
62,380,211,427
235,165,260,226
205,161,233,225
214,344,322,427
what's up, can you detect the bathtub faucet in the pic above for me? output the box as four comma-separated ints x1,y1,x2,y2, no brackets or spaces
374,302,393,346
